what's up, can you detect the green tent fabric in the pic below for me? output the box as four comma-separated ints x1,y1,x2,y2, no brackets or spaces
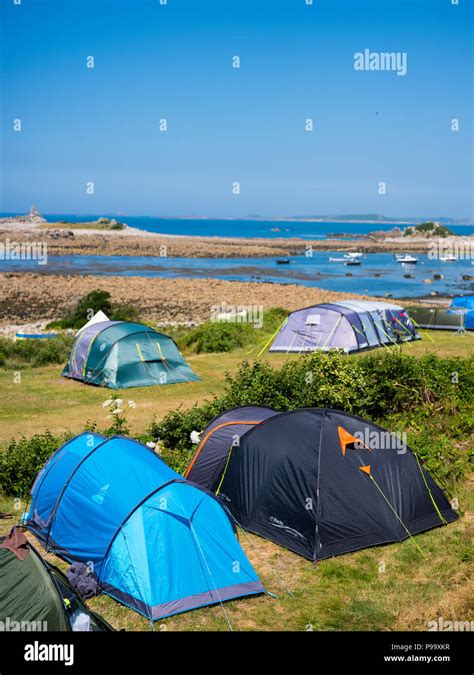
0,534,69,631
0,529,112,631
62,320,198,389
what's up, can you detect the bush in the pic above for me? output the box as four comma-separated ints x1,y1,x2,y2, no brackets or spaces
177,308,289,354
178,322,255,353
406,222,453,238
386,410,473,487
0,431,70,498
152,351,474,472
0,334,75,369
48,290,139,329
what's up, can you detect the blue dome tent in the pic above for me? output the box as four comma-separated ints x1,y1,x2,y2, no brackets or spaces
27,433,264,621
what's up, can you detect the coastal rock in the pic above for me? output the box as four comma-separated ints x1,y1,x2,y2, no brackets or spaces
0,274,382,327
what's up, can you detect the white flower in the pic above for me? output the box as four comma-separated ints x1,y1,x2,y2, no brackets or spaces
102,399,112,408
190,430,201,444
114,398,123,406
146,441,156,449
128,400,137,409
111,408,122,415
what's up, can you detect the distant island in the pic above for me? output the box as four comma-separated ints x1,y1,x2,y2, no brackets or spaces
104,213,474,225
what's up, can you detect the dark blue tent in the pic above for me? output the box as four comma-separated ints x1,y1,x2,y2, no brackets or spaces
189,409,458,561
185,405,279,490
27,433,264,621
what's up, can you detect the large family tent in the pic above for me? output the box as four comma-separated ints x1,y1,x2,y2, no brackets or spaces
0,528,112,631
185,405,279,490
408,306,466,331
193,408,457,560
450,296,474,330
270,300,419,353
62,320,198,388
27,433,264,621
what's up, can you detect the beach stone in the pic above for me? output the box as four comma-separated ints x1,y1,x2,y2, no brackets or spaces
423,278,433,284
433,274,443,280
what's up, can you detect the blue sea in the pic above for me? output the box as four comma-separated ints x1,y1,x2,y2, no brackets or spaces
20,214,474,239
2,251,473,299
1,214,473,298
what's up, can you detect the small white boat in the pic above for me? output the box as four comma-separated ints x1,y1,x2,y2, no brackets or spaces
343,252,363,259
329,257,347,263
395,254,418,264
344,259,362,266
439,255,457,262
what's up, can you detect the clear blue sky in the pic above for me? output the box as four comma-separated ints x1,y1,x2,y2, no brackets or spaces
1,0,472,218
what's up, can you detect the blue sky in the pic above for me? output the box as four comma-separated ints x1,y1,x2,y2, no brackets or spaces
1,0,472,218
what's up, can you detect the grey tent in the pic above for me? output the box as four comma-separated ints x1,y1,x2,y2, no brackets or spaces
408,306,466,331
270,300,419,353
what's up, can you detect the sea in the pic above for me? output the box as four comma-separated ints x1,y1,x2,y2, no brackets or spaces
1,214,473,299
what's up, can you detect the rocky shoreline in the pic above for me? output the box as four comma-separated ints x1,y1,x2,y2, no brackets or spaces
1,216,472,258
0,272,387,328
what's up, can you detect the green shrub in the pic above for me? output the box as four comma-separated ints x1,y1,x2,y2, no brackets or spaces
178,322,255,353
48,290,138,330
146,400,227,458
0,334,75,369
152,351,474,474
176,308,289,354
386,410,473,487
0,431,70,498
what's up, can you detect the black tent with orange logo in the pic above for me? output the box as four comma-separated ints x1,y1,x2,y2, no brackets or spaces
189,407,458,560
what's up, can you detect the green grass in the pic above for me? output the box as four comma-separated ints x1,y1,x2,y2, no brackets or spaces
40,220,125,231
0,482,471,631
0,328,472,631
0,330,471,445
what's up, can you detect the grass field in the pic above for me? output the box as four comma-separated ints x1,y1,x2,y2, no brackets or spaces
0,330,472,446
0,328,472,631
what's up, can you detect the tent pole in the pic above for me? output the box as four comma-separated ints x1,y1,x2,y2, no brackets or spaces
313,409,327,563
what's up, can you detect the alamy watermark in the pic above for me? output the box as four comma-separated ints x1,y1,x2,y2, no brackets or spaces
354,49,408,77
428,240,474,261
0,617,48,631
0,238,48,265
211,302,264,329
427,617,473,632
354,428,408,454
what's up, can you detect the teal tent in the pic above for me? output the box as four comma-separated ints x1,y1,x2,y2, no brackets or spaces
62,321,198,389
